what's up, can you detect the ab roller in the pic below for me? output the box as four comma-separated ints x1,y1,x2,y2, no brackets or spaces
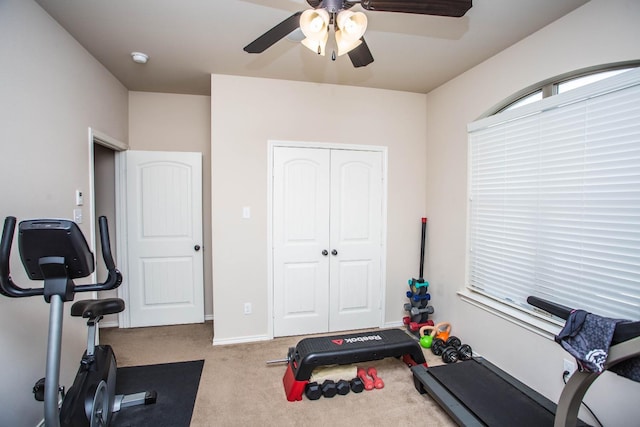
419,322,473,364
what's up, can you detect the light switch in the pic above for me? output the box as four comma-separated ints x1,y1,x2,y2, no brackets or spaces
75,190,83,206
242,206,251,219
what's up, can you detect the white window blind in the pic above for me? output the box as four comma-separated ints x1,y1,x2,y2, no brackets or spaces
467,69,640,321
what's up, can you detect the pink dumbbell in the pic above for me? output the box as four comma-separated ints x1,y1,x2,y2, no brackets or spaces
367,367,384,389
356,367,374,390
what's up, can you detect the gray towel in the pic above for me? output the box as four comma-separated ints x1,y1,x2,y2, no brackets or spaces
555,310,639,382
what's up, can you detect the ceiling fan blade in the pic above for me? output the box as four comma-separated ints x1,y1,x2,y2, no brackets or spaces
348,38,374,68
244,11,303,53
360,0,472,17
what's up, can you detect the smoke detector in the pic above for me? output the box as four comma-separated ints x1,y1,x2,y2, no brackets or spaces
131,52,149,64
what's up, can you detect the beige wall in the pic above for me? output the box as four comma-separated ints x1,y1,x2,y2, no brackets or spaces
211,75,427,342
128,91,213,317
425,0,640,424
0,1,128,425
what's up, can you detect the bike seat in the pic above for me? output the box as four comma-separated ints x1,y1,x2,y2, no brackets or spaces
71,298,125,318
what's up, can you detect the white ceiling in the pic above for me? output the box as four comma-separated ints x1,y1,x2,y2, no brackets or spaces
35,0,590,96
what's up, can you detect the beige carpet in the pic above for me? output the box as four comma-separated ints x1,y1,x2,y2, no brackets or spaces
101,322,456,427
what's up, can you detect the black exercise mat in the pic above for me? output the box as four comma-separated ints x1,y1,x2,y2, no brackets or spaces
112,360,204,427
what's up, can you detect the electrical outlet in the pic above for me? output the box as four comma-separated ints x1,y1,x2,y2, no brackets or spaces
73,209,83,224
563,358,576,378
244,302,252,315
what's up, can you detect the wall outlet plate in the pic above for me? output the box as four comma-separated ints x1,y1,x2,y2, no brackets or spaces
564,358,577,378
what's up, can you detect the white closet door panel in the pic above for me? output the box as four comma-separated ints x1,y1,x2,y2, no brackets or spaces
273,147,330,336
329,150,383,331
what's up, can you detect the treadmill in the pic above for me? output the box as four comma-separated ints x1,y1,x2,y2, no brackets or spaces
412,297,640,427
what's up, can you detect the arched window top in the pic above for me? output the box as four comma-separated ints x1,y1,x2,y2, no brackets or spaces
485,61,640,117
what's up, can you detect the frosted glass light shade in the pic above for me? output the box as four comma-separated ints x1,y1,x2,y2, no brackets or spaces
300,9,330,55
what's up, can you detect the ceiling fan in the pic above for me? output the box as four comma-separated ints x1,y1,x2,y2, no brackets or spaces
243,0,473,67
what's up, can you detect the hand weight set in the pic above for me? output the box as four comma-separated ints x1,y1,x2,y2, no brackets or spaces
304,377,366,400
431,335,473,363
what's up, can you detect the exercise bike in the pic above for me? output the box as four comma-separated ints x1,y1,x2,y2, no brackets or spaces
0,216,157,427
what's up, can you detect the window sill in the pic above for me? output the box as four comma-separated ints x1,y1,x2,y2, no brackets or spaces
457,288,564,341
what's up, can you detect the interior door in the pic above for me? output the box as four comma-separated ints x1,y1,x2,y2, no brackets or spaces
272,146,383,337
125,150,204,327
273,147,330,336
329,149,383,331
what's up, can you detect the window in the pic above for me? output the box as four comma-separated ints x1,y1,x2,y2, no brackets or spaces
503,91,543,111
557,69,633,94
495,62,640,114
467,68,640,322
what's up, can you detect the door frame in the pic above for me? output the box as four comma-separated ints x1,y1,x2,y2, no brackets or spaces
88,128,129,327
267,140,388,339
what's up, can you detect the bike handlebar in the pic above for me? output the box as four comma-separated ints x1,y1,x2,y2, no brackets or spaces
0,216,122,298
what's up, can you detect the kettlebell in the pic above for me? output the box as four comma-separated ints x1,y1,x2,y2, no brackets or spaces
434,322,451,342
419,325,437,348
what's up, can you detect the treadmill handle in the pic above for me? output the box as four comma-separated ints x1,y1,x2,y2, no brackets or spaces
527,296,572,320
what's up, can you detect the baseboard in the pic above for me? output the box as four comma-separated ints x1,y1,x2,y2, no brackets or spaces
99,320,119,328
100,314,213,330
213,334,271,346
211,322,405,346
384,320,404,328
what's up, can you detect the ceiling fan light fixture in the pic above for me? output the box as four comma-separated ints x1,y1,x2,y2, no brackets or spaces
335,10,367,56
337,10,367,38
335,31,362,56
301,33,329,56
300,9,330,55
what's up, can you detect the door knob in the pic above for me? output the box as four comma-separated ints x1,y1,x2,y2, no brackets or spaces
331,249,338,256
194,245,201,251
322,250,328,256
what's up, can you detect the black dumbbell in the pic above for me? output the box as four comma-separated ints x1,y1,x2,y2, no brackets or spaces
305,382,322,400
321,380,338,398
442,346,459,363
446,336,462,349
431,338,447,356
441,343,473,363
457,343,473,361
336,379,350,396
435,336,462,360
350,377,364,393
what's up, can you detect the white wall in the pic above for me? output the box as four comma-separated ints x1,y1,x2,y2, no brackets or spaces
0,0,128,425
128,91,213,318
211,75,427,342
425,0,640,424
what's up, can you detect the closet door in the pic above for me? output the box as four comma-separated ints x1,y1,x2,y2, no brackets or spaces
273,147,330,336
329,150,383,331
272,146,383,337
